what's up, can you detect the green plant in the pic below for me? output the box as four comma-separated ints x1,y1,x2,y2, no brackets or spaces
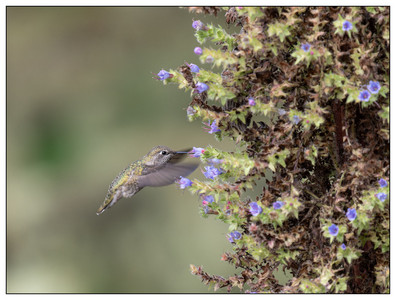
158,6,389,293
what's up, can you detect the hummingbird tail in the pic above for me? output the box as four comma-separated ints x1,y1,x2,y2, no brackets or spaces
96,194,118,215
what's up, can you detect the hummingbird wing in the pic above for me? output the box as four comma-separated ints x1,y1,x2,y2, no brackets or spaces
137,162,198,187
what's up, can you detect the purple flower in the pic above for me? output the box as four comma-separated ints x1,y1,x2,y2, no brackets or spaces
202,195,214,206
192,20,204,30
328,224,339,236
248,97,256,106
204,120,221,134
301,43,311,52
378,178,388,188
203,165,223,180
340,243,347,250
194,47,203,55
249,202,262,216
227,231,242,242
195,82,209,93
273,201,284,210
190,147,205,157
189,63,200,73
376,192,387,202
177,177,192,189
358,90,371,102
342,20,353,31
346,208,357,221
368,81,381,94
292,115,301,124
157,70,170,80
231,231,242,240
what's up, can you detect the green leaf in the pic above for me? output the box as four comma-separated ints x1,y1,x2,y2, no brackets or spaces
300,279,326,293
366,7,376,14
335,277,348,292
344,248,360,264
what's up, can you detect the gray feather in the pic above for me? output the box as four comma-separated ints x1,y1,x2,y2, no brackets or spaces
137,162,198,187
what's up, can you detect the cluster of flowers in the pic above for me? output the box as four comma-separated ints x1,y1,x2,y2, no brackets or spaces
157,65,206,93
176,147,224,190
249,200,285,217
376,178,388,201
328,178,388,249
192,20,214,63
358,81,381,102
225,200,286,244
156,65,208,94
157,19,212,94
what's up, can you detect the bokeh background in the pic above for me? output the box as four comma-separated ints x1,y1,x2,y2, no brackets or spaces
6,7,243,293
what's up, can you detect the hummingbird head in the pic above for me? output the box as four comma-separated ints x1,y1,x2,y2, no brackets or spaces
143,146,191,167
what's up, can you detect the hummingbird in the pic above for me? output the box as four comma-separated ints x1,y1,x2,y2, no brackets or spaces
96,146,199,215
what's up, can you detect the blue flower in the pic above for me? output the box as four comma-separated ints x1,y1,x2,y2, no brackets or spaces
204,195,214,203
292,115,301,124
342,20,353,31
157,70,170,80
358,90,371,102
301,43,311,52
378,178,388,188
192,20,204,30
248,97,256,106
346,208,357,221
203,165,223,180
368,81,381,94
189,63,200,73
340,243,347,250
273,201,284,210
328,224,339,236
189,147,205,157
376,192,387,202
196,82,209,93
194,47,203,55
177,177,192,189
249,202,262,216
227,231,242,243
231,231,242,240
204,120,221,134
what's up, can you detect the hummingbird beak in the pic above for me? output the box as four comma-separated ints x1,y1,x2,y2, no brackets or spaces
176,148,192,154
170,149,192,162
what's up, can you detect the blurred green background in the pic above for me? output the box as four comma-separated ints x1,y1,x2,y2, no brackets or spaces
6,7,241,293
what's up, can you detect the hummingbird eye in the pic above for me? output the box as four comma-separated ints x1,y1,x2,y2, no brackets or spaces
161,150,168,155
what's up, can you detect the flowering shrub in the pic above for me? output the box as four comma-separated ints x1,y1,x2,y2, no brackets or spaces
158,7,389,293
